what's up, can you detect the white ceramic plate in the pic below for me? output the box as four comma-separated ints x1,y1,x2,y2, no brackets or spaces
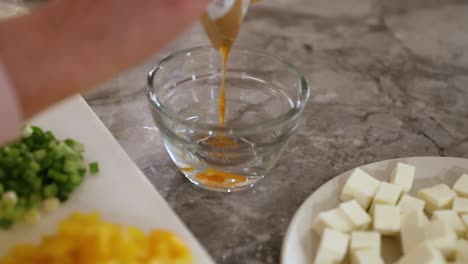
0,96,215,264
281,157,468,264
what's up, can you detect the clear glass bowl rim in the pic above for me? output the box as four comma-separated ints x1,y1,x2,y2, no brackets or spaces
146,46,310,135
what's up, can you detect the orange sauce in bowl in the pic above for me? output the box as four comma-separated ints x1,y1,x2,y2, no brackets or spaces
195,168,247,187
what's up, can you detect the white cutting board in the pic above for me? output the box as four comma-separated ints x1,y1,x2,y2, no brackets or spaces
0,95,215,264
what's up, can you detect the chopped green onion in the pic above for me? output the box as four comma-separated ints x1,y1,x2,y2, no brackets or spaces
22,126,33,138
89,162,99,174
33,149,46,161
43,184,58,198
0,126,99,229
0,218,13,229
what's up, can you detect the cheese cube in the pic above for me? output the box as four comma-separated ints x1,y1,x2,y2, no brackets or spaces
460,214,468,224
374,182,402,205
460,214,468,238
401,209,429,254
453,197,468,214
339,200,371,230
453,174,468,198
351,250,384,264
432,210,466,238
350,231,381,254
456,239,468,261
340,168,381,210
314,259,335,264
418,184,457,213
396,243,446,264
369,182,402,214
390,162,415,194
399,194,426,215
423,220,457,259
373,204,400,236
314,228,349,264
313,208,354,235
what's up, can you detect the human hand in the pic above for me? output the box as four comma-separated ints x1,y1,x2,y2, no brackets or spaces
0,0,210,118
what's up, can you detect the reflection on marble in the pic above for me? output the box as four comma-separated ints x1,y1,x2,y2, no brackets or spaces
83,0,468,263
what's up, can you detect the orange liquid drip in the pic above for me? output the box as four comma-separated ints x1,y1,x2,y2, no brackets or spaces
194,1,255,188
219,46,230,126
195,168,247,188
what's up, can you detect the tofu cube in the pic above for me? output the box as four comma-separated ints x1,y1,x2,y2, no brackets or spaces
340,168,381,210
453,197,468,214
373,204,400,236
313,208,354,235
418,184,457,213
423,220,457,259
351,249,384,264
396,243,446,264
453,174,468,198
456,239,468,261
314,228,349,264
350,231,381,254
390,162,415,194
401,209,429,254
339,200,371,230
369,182,403,214
460,214,468,225
460,214,468,238
432,210,466,238
398,194,426,215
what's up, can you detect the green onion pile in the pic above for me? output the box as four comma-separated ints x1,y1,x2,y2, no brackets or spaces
0,126,99,229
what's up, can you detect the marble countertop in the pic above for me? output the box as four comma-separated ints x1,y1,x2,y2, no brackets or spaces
83,0,468,263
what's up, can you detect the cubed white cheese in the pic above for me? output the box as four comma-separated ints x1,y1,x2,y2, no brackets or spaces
314,259,335,264
374,182,402,205
418,184,457,213
373,204,400,236
351,249,384,264
423,220,457,259
390,162,415,194
460,214,468,224
399,194,426,215
401,209,429,254
453,197,468,214
340,168,381,210
460,214,468,239
313,208,354,235
314,228,349,264
453,174,468,198
375,182,403,205
350,231,381,254
369,182,402,214
396,243,446,264
455,239,468,261
432,210,466,238
339,200,371,230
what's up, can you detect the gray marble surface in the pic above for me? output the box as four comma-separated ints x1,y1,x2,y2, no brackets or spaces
82,0,468,263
